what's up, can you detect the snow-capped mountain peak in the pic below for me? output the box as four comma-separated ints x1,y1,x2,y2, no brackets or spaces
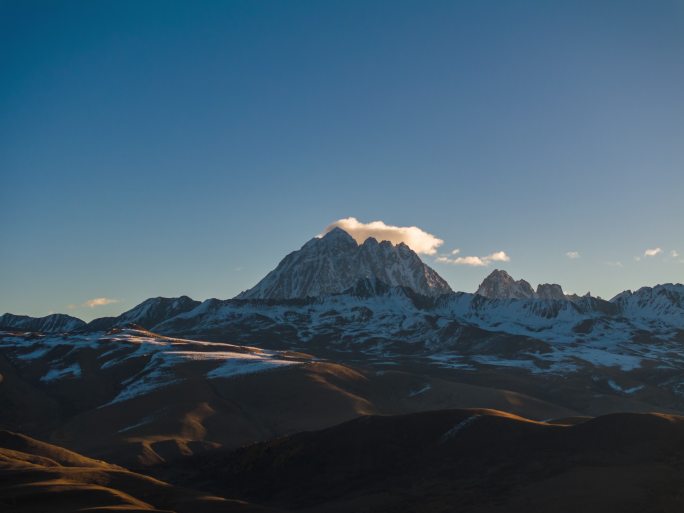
475,269,535,299
236,228,452,299
536,283,565,300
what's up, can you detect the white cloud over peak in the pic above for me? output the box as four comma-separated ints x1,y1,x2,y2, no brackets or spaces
83,297,119,308
644,247,662,257
565,251,580,259
323,217,444,255
436,250,510,267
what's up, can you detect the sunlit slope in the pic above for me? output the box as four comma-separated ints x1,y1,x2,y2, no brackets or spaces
0,431,267,513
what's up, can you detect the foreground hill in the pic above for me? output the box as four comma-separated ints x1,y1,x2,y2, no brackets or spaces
0,430,263,513
161,408,684,513
4,409,684,512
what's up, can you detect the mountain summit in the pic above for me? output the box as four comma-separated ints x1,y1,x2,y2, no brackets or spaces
476,269,567,300
475,269,536,299
236,227,452,299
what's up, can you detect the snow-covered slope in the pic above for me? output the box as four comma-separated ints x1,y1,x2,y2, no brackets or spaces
611,284,684,330
0,327,304,406
0,313,85,333
236,227,452,299
140,279,683,373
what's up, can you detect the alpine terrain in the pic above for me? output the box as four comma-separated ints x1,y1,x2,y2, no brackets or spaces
2,228,683,512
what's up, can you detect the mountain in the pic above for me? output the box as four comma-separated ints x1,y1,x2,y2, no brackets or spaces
536,282,566,300
475,269,536,299
236,227,452,299
476,269,571,301
610,283,684,329
82,295,201,331
3,234,684,511
0,313,85,333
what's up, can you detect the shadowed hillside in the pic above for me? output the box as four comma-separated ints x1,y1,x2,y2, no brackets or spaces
161,409,684,513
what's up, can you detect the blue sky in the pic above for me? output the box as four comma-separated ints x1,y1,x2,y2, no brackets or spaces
1,0,683,321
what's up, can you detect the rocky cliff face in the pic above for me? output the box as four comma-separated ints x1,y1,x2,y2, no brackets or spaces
236,227,452,299
536,283,565,300
476,270,571,301
475,269,535,299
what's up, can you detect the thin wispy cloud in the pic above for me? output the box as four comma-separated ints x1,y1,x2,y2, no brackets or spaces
565,251,580,259
644,247,662,257
671,250,680,258
323,217,444,255
605,261,624,268
437,250,510,267
83,297,119,308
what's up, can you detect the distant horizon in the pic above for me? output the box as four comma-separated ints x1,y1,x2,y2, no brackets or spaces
3,222,682,322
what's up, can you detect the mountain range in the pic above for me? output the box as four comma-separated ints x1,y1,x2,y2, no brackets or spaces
2,227,684,512
3,229,681,340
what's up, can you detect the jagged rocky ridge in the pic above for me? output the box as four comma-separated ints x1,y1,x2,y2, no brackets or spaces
2,270,683,354
236,227,452,299
477,269,569,300
0,313,85,334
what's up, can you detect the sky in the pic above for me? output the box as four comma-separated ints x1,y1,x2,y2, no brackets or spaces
1,0,683,321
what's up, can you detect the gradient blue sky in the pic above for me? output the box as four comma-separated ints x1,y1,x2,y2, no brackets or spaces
2,0,683,321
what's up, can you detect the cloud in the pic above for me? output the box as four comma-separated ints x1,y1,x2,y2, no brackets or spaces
565,251,580,259
323,217,443,255
671,250,680,258
436,250,510,267
644,247,662,257
83,297,119,308
605,261,624,267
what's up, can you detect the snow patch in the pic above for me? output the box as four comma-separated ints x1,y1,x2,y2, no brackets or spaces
408,383,432,397
440,415,481,443
40,363,81,382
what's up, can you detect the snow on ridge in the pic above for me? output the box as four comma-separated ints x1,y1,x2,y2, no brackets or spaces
607,380,644,395
40,363,81,382
408,384,432,397
440,415,481,443
95,332,304,405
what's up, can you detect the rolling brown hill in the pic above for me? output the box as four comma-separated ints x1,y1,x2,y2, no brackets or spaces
0,430,267,513
161,408,684,513
5,409,684,512
0,328,580,469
